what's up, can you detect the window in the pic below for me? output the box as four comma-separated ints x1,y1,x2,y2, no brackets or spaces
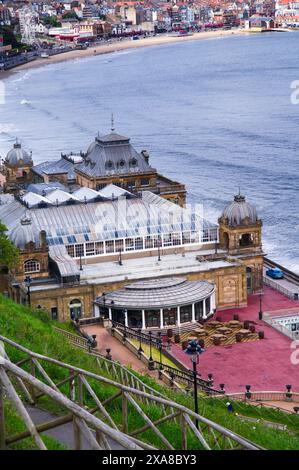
195,301,203,321
182,232,191,244
51,307,58,321
172,233,182,246
145,236,153,249
129,158,138,168
105,160,114,170
125,238,134,251
66,245,75,257
135,237,143,250
24,259,40,274
141,178,150,186
115,239,124,252
75,244,84,258
180,305,192,323
85,242,95,256
95,241,104,255
69,299,82,320
105,240,115,253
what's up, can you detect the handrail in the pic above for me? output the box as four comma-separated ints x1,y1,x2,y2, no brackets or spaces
0,334,262,450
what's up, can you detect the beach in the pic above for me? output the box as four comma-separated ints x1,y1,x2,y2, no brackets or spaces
0,29,241,79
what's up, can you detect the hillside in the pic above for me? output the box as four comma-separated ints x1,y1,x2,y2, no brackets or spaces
0,295,298,450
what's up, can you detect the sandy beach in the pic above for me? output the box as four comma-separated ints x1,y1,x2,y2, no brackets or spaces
0,29,241,79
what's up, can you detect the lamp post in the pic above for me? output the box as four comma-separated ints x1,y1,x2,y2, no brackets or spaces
184,339,204,429
118,248,123,266
148,331,155,370
24,275,32,307
258,292,263,320
138,328,143,355
157,239,162,262
79,252,83,271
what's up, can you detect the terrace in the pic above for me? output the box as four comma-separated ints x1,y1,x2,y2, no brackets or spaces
171,286,299,393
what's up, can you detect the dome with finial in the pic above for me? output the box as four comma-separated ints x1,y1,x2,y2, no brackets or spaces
10,214,40,249
5,140,32,166
220,193,258,227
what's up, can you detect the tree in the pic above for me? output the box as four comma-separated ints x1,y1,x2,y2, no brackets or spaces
42,16,62,28
0,223,19,269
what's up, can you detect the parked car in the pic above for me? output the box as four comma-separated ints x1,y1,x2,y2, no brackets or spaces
266,267,284,279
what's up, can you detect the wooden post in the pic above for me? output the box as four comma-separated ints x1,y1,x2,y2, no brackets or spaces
69,369,75,401
181,413,187,450
73,416,82,450
30,357,36,404
0,378,6,450
122,391,128,434
77,374,83,406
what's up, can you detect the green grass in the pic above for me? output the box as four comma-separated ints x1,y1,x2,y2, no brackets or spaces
0,295,299,450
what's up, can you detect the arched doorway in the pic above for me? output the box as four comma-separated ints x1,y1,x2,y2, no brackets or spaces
69,299,82,320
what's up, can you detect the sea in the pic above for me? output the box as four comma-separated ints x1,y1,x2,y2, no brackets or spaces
1,32,299,272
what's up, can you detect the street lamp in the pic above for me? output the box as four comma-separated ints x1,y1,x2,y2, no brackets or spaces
157,239,162,262
184,339,204,429
24,275,32,307
138,328,143,355
118,248,123,266
79,252,83,271
258,292,263,320
148,331,155,370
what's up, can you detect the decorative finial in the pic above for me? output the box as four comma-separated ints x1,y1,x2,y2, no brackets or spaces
111,113,115,132
14,137,21,149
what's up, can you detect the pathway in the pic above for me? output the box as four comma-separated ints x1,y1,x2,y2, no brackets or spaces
26,406,125,450
82,324,155,376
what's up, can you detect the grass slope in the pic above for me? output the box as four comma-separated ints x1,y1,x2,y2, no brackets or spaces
0,295,298,450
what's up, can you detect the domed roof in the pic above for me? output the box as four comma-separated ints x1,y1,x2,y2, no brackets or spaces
86,138,97,155
5,141,32,166
10,214,40,249
221,194,258,227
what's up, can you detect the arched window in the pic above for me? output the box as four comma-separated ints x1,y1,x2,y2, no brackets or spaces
240,233,253,247
69,299,82,320
129,158,138,168
24,259,40,274
105,160,114,170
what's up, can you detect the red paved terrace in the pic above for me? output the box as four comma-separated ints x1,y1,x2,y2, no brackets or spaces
172,286,299,393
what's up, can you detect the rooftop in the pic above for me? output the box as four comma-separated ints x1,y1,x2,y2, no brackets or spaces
95,277,215,309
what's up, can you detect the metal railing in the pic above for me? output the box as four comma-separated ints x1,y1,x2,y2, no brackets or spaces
263,275,298,300
154,361,223,395
263,313,298,341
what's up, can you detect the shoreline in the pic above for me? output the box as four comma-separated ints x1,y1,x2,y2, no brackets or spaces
0,29,242,80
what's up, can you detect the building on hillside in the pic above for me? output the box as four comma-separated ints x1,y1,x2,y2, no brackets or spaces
0,176,264,325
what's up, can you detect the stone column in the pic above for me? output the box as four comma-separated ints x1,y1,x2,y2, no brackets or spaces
160,308,164,329
192,303,196,322
124,309,128,327
108,308,112,321
203,299,207,320
142,310,146,330
177,306,181,326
